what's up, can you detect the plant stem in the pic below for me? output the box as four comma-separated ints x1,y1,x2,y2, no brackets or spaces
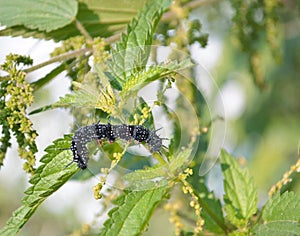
195,191,230,233
75,20,93,42
0,48,91,81
105,32,123,44
26,48,91,73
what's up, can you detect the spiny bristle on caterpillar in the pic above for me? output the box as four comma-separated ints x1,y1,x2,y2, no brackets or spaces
69,122,166,170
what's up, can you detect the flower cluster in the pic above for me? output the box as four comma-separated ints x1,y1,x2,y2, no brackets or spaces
180,168,204,235
51,36,108,86
93,151,126,200
269,155,300,196
230,0,282,89
91,37,108,64
166,167,204,235
164,202,184,235
0,54,37,174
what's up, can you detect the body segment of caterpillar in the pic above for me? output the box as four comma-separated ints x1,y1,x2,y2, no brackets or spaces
70,123,163,169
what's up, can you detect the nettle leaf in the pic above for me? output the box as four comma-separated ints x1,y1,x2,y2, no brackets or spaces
29,91,94,115
120,59,193,100
100,187,166,236
168,148,193,173
0,0,77,32
0,135,78,235
221,150,258,228
263,192,300,221
123,148,192,190
0,0,145,41
30,80,116,115
123,164,168,191
108,0,172,85
253,192,300,236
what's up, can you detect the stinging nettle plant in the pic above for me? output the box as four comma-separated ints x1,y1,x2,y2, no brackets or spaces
0,0,299,235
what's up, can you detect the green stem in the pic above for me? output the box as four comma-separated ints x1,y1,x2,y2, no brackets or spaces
75,20,93,42
25,48,91,73
195,191,231,233
177,211,198,225
0,48,91,81
0,31,123,82
153,152,168,166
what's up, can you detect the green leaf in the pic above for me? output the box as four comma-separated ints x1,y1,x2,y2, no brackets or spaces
221,150,258,228
123,164,168,190
100,187,166,236
168,148,193,173
120,59,193,100
0,205,37,236
263,192,300,221
254,222,300,236
0,0,145,41
0,135,78,235
29,91,94,115
123,148,192,190
108,0,171,85
0,0,78,32
253,192,300,236
30,77,117,115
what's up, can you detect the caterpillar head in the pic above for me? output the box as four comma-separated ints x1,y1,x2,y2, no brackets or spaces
146,131,163,153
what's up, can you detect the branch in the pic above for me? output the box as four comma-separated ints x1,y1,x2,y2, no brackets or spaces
0,48,91,81
25,48,91,73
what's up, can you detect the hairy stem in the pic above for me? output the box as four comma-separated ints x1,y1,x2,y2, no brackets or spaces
0,48,91,81
75,19,93,42
195,191,231,233
26,48,91,73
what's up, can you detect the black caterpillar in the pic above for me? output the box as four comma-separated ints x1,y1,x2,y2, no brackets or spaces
69,123,163,169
